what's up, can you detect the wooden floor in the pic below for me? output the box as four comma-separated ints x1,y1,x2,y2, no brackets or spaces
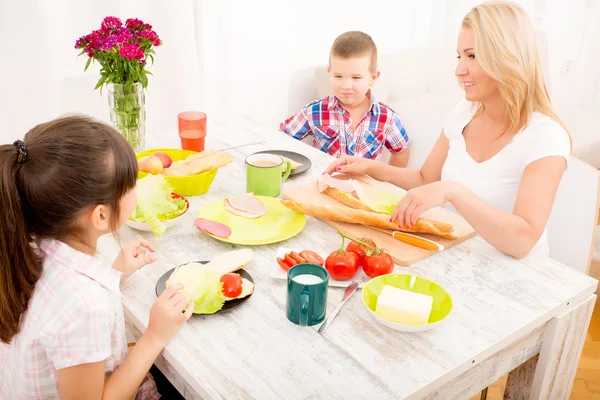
469,260,600,400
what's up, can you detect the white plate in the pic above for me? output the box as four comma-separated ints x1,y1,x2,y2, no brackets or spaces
271,247,369,288
125,196,189,232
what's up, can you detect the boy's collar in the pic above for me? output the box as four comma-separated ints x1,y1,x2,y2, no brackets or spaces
329,89,380,115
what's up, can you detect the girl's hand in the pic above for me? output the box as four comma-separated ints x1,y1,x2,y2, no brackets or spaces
323,155,376,176
146,283,194,347
112,239,156,280
391,181,455,229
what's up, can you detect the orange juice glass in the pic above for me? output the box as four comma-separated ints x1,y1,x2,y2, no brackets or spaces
178,111,206,152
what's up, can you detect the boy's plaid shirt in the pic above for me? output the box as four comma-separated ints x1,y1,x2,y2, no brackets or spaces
280,93,410,159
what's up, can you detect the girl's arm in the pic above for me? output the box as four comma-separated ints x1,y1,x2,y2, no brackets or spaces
57,283,193,400
57,334,163,400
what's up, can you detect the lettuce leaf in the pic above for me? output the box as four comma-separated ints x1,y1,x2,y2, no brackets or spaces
352,182,404,215
167,263,225,314
130,174,187,236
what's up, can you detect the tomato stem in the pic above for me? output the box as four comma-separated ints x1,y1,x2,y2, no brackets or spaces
337,230,378,255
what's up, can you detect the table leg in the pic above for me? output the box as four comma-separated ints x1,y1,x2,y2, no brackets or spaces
504,294,596,399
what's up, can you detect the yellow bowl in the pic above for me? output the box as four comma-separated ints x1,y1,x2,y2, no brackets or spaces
136,148,217,196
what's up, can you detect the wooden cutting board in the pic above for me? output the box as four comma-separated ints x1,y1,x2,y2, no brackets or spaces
282,174,477,266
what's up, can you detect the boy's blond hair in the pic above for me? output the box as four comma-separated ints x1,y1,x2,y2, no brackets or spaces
329,31,378,72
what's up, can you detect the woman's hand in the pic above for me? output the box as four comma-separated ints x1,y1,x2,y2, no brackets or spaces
323,155,378,176
391,181,456,228
112,239,157,280
146,283,194,347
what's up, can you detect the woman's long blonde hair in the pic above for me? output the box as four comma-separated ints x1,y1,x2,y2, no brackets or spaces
462,1,570,142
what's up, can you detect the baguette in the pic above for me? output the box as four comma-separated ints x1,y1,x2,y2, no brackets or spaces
281,199,457,239
324,187,372,211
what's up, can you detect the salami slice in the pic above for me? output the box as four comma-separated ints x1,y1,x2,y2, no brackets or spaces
194,218,232,238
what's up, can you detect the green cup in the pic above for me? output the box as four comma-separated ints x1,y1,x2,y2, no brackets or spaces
246,153,291,197
286,263,329,326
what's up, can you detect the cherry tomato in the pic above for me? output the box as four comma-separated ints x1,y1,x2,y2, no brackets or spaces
299,250,324,266
325,250,360,280
289,252,307,264
277,257,292,271
346,238,377,264
220,273,243,298
284,254,297,268
362,252,394,278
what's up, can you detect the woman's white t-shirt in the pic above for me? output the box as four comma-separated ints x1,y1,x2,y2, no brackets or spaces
440,100,571,258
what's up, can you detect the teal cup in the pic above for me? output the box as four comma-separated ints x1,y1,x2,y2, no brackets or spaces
286,263,329,326
245,153,291,197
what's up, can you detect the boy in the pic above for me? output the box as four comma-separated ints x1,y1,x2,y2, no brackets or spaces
280,31,411,167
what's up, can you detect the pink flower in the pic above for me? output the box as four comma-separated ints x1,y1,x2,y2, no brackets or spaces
119,43,144,60
101,16,123,32
126,18,147,31
138,30,161,46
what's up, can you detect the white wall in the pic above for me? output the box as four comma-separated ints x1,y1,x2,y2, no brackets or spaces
1,0,599,151
0,0,204,143
206,0,600,131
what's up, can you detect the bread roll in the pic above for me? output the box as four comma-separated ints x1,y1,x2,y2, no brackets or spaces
281,200,457,239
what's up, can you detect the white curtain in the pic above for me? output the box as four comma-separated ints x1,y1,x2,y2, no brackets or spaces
0,0,205,143
1,0,598,148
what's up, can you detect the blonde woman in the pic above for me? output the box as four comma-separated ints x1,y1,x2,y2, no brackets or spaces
324,1,571,260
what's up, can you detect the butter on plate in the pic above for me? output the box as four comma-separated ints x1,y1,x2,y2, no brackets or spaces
280,156,302,172
375,285,433,325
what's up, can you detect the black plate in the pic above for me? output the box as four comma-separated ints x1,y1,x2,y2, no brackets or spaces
155,261,254,314
252,150,312,176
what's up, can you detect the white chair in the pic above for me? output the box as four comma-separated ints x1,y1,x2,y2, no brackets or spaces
546,157,600,274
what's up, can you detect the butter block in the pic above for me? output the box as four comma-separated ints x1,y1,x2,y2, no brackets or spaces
375,285,433,325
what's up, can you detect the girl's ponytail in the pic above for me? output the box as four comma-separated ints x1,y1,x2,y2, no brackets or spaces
0,142,41,343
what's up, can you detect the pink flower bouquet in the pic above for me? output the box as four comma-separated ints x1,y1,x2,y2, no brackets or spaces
75,17,162,151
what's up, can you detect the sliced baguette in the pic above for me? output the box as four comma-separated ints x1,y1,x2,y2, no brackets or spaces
324,187,372,211
203,248,254,275
187,152,234,175
281,199,457,239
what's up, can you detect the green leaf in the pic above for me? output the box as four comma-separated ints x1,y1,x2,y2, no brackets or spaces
94,75,107,90
139,73,148,88
143,70,153,75
78,49,86,56
84,57,92,71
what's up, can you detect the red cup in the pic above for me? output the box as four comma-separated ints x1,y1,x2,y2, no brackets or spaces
178,111,207,152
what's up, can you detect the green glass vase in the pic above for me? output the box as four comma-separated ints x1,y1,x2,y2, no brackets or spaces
107,82,146,152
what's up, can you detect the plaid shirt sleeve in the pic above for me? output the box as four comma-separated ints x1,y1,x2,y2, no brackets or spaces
384,113,411,152
280,106,312,140
42,295,112,370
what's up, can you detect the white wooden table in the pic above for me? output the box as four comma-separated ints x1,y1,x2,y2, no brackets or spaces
99,128,598,400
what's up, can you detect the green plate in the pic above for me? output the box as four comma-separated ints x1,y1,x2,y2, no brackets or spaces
361,273,453,332
196,195,306,245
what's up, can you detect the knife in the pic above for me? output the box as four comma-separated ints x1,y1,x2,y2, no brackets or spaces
371,228,444,251
318,276,364,334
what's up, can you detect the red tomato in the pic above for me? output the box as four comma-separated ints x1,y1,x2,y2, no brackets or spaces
299,250,324,266
325,250,360,280
284,254,297,268
362,252,394,278
277,257,292,271
288,251,307,264
346,238,377,264
220,273,243,298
